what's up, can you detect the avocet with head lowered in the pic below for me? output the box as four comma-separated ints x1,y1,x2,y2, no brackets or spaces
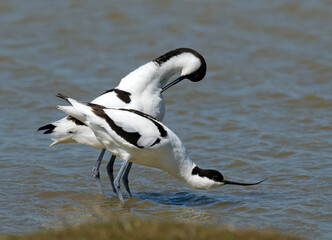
56,93,267,203
38,48,207,196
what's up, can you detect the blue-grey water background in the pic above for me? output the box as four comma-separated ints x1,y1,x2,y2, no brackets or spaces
1,0,331,239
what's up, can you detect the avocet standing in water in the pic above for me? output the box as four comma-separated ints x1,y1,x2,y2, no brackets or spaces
38,48,207,196
56,94,267,203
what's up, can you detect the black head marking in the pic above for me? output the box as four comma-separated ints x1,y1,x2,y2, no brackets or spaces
185,54,206,83
154,48,207,83
154,48,200,65
102,88,131,104
192,166,224,182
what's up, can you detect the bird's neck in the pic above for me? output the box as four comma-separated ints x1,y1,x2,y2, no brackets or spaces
117,53,200,94
165,155,197,185
162,146,221,190
154,131,215,190
117,62,161,94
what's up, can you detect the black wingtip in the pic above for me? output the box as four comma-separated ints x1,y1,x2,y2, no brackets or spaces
56,93,65,99
56,93,69,103
37,124,56,134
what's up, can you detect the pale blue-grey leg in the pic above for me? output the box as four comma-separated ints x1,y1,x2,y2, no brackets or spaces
92,149,106,196
114,161,129,203
122,162,133,198
107,155,133,198
107,155,117,193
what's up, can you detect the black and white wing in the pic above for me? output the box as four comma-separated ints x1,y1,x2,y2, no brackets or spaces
88,107,168,149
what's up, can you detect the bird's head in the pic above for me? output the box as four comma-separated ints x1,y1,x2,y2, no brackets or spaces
190,166,267,190
154,48,207,92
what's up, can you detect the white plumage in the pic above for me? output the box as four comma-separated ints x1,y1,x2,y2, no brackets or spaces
57,94,267,203
38,48,207,195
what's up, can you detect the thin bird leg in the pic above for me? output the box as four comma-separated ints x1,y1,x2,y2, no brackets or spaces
113,161,129,203
106,155,117,193
122,162,133,198
92,149,106,196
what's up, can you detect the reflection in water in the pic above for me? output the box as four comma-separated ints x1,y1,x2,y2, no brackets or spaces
135,191,218,206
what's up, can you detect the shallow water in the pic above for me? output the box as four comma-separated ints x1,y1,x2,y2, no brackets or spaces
1,0,332,239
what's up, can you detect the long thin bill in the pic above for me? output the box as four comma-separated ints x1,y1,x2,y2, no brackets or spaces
223,177,268,186
161,76,186,93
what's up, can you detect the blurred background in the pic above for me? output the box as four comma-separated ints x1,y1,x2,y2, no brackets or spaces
0,0,331,239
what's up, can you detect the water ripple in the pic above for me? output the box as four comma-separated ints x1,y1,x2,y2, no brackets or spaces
135,191,218,206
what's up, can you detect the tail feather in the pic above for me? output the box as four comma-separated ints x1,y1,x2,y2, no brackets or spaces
56,93,70,102
38,93,104,149
56,93,92,124
37,124,56,134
